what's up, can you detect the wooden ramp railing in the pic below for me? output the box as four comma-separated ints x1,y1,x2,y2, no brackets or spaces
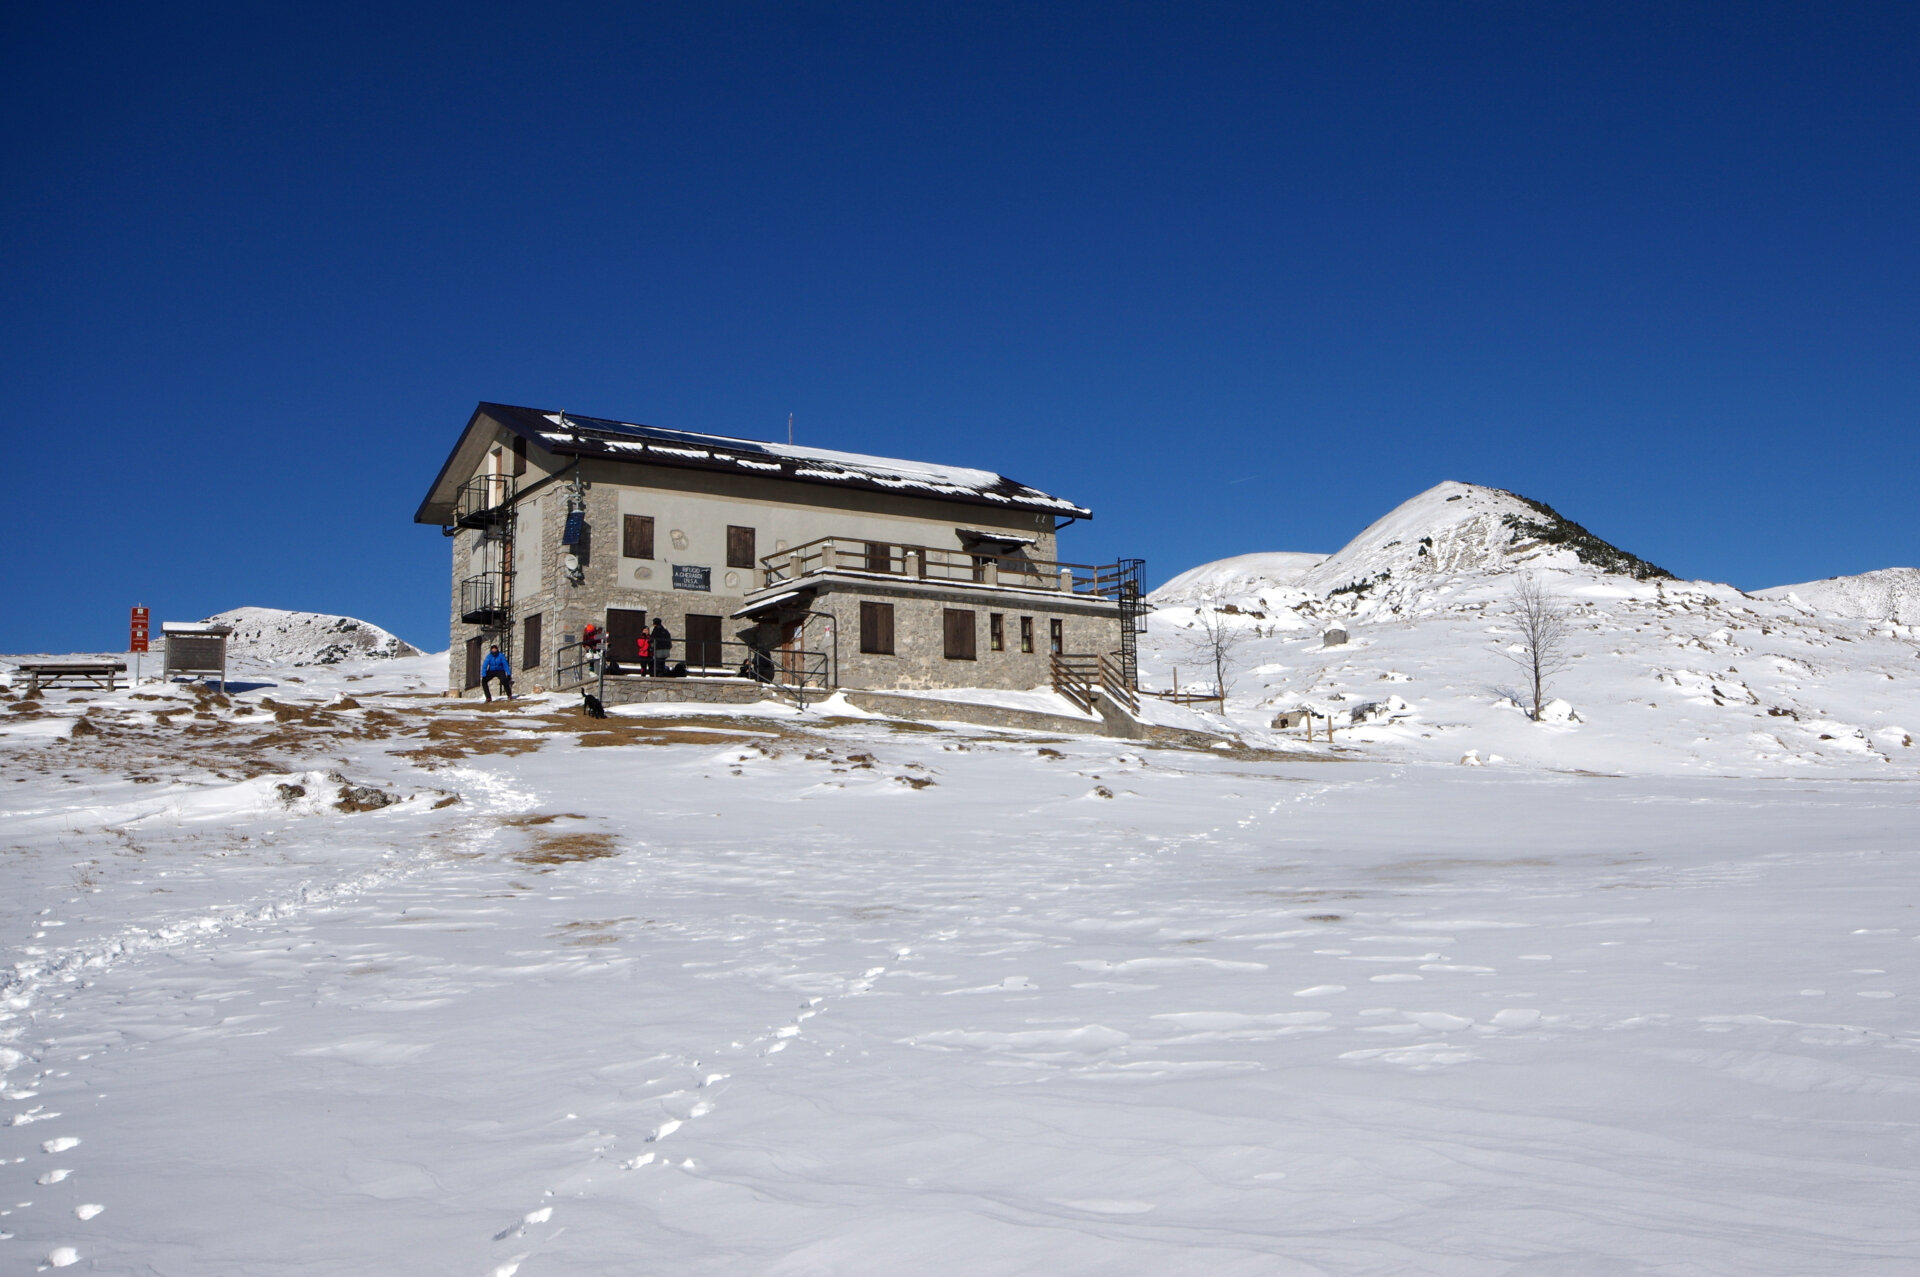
1050,654,1138,717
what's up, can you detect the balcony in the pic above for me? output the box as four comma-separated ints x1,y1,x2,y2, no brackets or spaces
454,474,517,530
460,570,510,626
758,537,1134,600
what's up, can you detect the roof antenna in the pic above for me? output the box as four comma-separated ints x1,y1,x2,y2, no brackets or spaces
787,412,794,446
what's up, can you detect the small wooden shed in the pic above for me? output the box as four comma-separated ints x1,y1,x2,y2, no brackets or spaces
162,622,232,691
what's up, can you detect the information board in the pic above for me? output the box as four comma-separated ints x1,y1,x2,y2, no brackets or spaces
129,606,150,653
671,564,711,592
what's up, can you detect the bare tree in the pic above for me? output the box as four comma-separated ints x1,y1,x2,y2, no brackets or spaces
1184,602,1248,703
1498,576,1574,721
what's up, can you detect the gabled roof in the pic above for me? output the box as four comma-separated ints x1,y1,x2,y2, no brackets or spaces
414,402,1092,525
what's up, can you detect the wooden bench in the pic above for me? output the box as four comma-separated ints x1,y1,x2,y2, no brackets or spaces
13,661,128,695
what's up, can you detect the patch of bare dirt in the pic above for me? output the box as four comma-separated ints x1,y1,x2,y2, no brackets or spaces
513,831,619,866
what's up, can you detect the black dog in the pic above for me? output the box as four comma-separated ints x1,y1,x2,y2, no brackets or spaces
582,692,607,719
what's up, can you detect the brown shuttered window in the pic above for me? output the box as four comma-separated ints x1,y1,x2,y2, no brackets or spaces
860,601,895,655
1020,616,1034,653
623,514,655,560
989,613,1004,651
864,542,892,573
944,609,976,661
522,612,542,671
727,525,757,569
511,436,528,475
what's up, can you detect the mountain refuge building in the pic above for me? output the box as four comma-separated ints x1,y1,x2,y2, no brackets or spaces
415,404,1144,709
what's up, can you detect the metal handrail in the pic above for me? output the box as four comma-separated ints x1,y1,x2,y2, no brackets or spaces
553,638,832,693
758,536,1135,598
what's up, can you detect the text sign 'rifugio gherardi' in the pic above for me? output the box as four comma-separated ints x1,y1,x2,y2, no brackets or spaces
671,564,711,591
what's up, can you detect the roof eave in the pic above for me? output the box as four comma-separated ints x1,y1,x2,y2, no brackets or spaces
539,434,1093,521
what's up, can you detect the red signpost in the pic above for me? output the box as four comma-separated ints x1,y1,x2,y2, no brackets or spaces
130,606,151,653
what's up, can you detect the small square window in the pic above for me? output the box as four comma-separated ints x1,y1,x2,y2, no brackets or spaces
727,526,757,569
860,601,895,655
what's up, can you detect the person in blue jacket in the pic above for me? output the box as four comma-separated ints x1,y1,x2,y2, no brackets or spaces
481,644,514,702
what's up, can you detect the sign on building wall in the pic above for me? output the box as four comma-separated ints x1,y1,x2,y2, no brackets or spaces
672,564,712,592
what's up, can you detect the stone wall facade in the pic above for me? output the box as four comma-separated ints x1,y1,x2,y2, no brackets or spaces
441,429,1124,698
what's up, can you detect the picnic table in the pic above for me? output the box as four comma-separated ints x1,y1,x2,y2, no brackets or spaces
13,661,127,695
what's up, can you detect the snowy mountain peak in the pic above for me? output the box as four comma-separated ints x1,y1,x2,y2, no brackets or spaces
1292,481,1672,609
204,607,423,665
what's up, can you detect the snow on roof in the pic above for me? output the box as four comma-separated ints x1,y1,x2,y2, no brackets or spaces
495,404,1089,518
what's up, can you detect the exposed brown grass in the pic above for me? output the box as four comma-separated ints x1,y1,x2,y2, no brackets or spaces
513,831,619,865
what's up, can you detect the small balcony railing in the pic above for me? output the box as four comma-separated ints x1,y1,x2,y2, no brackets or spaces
455,474,517,529
459,571,510,625
759,537,1134,599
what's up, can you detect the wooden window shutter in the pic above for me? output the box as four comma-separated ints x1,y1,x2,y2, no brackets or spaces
727,525,757,569
511,436,528,476
860,601,895,655
522,612,542,670
943,609,976,661
624,515,654,560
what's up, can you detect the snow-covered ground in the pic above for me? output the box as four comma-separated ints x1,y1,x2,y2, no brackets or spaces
3,527,1919,1274
1756,567,1920,626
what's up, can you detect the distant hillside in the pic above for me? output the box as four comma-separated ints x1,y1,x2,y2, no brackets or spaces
205,607,423,665
1141,482,1919,777
1755,567,1920,625
1150,552,1329,607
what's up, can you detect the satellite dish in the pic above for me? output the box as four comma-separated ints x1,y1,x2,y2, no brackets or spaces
564,554,580,573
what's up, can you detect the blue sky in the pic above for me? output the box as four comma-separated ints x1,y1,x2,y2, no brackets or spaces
4,2,1915,652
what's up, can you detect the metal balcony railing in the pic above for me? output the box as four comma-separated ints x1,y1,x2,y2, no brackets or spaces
455,474,517,529
758,537,1136,599
459,571,510,625
554,638,833,693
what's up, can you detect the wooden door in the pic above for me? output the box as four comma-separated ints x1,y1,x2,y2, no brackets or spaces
778,617,805,683
605,608,649,664
685,614,723,671
465,636,484,689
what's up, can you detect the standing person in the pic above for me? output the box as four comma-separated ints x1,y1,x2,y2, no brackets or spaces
632,626,651,676
649,618,672,677
480,644,514,702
